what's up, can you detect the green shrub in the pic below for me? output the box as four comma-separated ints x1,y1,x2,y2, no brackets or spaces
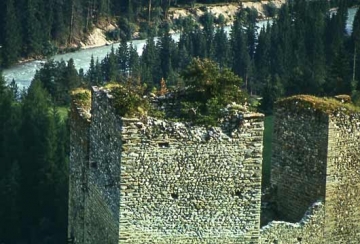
110,82,150,117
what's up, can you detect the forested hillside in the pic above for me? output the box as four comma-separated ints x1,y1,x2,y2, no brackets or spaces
30,0,360,113
0,78,69,243
0,0,260,67
0,0,360,243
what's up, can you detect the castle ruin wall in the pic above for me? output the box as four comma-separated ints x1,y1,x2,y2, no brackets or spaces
324,113,360,243
68,100,91,243
69,91,360,244
271,105,328,222
92,87,265,243
270,96,360,243
260,201,325,244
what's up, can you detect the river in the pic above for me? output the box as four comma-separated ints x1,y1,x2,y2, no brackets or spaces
3,8,358,89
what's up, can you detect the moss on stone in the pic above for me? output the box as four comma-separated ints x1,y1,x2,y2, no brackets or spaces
71,88,92,111
101,81,254,126
103,83,121,90
276,95,360,115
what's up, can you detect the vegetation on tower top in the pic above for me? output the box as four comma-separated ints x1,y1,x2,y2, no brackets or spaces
71,88,92,112
105,58,249,125
277,95,360,114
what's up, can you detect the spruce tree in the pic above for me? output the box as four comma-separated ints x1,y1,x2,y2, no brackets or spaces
199,11,215,58
158,23,175,81
254,26,271,93
24,0,43,56
2,0,21,66
117,40,129,77
141,36,160,87
19,79,55,241
128,43,140,79
231,16,250,90
102,46,118,82
214,27,230,70
87,55,98,86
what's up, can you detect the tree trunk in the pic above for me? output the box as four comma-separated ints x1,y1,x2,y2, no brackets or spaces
69,0,75,45
148,0,152,23
353,46,357,83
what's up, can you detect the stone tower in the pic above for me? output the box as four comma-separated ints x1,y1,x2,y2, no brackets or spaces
68,86,264,243
271,95,360,243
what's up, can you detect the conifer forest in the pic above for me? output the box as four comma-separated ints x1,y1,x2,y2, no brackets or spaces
0,0,360,243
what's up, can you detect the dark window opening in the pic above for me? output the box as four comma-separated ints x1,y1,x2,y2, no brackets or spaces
297,237,302,242
234,190,242,197
171,193,178,199
158,142,170,148
90,162,98,169
105,181,116,187
81,183,88,192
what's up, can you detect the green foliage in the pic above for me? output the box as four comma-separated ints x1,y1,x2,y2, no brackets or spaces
0,76,69,243
180,58,247,125
264,2,278,18
109,82,150,117
277,94,360,114
34,58,83,106
2,0,21,66
71,88,92,111
118,17,135,41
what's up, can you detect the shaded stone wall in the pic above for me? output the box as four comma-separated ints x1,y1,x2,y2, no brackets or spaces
270,95,360,243
88,87,264,243
69,89,120,244
260,201,325,244
70,91,360,244
119,114,264,243
324,113,360,243
68,101,91,243
271,105,328,222
85,87,121,244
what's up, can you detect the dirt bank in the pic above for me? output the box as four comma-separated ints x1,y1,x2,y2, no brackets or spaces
79,23,117,49
78,0,286,49
169,0,286,23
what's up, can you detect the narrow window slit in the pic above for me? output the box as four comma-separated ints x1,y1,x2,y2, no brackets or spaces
158,142,170,148
90,161,98,169
234,190,242,198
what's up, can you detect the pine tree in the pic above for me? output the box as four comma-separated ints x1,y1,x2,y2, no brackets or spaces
87,55,98,86
24,0,43,56
325,45,351,95
2,0,22,66
214,27,230,70
158,23,175,81
128,43,140,79
199,11,215,58
52,111,69,243
306,5,326,94
254,26,271,93
231,16,250,90
117,40,129,77
52,0,67,45
190,26,207,58
141,36,160,87
0,161,21,242
19,79,56,241
102,46,118,82
65,58,81,90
